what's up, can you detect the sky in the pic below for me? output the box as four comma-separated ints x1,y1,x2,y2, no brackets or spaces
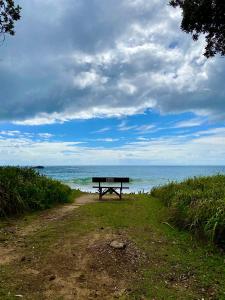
0,0,225,166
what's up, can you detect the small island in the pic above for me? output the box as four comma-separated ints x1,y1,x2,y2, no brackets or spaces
33,166,45,169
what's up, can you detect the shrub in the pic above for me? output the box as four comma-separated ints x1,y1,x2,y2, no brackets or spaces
0,167,73,217
151,175,225,247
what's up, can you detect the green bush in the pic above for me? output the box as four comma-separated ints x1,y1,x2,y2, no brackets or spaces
0,167,73,217
151,175,225,247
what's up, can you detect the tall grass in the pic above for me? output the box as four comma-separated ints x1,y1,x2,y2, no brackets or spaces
151,175,225,247
0,167,73,217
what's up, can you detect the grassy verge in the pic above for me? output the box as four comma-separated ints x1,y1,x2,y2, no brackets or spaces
78,196,225,299
0,166,76,217
0,194,224,299
151,175,225,247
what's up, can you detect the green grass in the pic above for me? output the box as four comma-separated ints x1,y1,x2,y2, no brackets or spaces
77,196,225,299
0,166,75,217
151,175,225,247
0,193,225,299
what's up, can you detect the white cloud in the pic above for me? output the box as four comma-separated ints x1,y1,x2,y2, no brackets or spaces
136,137,149,141
38,133,54,139
94,127,111,133
135,124,155,133
0,0,224,124
1,127,225,165
13,101,154,125
118,80,137,95
193,127,225,137
96,138,119,142
117,121,156,133
73,70,108,89
0,130,21,136
173,118,206,128
117,121,137,131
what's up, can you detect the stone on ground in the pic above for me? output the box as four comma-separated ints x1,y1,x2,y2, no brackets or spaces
110,240,126,249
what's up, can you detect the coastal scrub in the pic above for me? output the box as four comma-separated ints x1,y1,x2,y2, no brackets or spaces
151,175,225,247
0,166,73,217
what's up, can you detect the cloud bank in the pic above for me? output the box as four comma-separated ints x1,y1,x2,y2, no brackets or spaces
0,0,225,125
1,127,225,165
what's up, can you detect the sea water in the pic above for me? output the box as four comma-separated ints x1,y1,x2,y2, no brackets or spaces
39,166,225,193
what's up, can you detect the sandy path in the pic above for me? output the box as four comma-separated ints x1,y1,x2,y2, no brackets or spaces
0,193,98,265
0,194,140,299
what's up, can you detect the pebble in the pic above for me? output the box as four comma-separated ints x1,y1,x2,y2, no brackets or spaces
110,240,126,249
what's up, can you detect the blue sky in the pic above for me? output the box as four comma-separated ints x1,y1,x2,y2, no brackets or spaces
0,0,225,165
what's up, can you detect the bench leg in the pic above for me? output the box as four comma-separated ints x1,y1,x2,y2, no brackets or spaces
120,183,123,200
99,187,102,200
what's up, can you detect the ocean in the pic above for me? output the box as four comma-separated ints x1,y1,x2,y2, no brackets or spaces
39,165,225,193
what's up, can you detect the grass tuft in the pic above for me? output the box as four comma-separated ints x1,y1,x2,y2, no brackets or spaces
0,166,73,217
151,175,225,247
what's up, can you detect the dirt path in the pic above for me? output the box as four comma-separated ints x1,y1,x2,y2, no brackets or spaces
1,195,223,299
0,194,144,299
21,193,98,235
0,194,98,265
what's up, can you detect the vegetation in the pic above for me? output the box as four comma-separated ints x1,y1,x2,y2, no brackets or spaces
0,0,21,38
0,166,73,217
170,0,225,58
0,173,225,298
151,175,225,247
0,195,225,299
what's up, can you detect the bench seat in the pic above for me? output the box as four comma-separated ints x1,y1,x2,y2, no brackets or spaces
92,186,129,189
92,177,130,200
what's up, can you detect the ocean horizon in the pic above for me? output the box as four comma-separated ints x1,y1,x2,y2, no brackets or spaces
38,165,225,193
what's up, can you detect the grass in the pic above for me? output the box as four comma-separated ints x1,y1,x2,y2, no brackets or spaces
79,196,225,299
151,175,225,247
0,194,225,299
0,166,75,217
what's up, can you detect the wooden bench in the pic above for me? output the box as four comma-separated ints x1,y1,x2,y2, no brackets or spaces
92,177,129,200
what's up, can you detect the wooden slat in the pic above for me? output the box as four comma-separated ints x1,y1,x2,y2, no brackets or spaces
92,177,129,183
93,186,129,189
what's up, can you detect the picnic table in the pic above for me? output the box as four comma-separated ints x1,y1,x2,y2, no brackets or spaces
92,177,129,200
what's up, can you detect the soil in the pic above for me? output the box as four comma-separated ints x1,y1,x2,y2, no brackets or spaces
0,194,146,299
36,232,146,300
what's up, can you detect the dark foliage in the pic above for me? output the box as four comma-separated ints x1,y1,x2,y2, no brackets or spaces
170,0,225,58
0,0,21,37
0,167,73,217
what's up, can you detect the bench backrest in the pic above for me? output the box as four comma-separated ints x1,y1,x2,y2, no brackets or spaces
92,177,129,183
